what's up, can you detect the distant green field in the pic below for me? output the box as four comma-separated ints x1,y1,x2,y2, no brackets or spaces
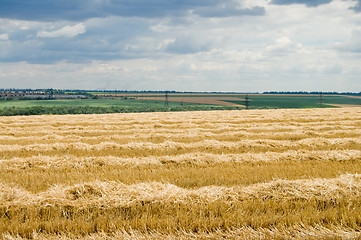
226,95,361,109
0,99,199,109
0,96,360,110
0,95,359,116
0,98,235,116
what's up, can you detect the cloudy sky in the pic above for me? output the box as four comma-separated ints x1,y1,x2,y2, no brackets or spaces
0,0,360,92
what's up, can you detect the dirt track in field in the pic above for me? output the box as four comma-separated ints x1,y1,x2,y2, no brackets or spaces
326,104,361,108
343,95,361,99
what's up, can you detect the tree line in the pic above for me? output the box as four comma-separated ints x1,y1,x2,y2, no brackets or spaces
263,91,361,95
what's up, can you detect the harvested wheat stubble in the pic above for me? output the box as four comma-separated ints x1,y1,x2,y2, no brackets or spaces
2,226,361,240
1,150,360,169
1,174,361,206
2,175,361,238
1,107,361,238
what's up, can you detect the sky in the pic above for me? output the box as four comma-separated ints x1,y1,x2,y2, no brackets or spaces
0,0,360,92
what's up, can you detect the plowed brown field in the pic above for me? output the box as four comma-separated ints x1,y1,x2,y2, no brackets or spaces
143,96,246,106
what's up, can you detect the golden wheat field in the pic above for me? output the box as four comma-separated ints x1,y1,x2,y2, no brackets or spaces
1,108,361,239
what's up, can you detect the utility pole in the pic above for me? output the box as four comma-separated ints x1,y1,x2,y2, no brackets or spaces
245,94,250,110
165,91,169,108
319,93,323,108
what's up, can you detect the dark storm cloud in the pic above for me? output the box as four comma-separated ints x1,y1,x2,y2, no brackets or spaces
0,0,265,21
270,0,333,7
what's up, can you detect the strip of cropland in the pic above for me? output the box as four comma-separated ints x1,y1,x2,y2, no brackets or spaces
224,94,361,109
94,93,361,109
0,94,360,117
1,107,361,239
95,92,247,107
0,98,239,116
142,96,246,107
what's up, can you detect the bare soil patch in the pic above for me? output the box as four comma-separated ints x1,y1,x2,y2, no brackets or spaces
143,96,246,107
326,104,361,108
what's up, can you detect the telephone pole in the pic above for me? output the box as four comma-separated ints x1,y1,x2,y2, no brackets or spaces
245,94,250,110
319,93,323,108
165,91,169,108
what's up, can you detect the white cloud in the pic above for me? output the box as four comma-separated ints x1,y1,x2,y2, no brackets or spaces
0,0,361,91
266,37,303,53
150,19,171,33
37,23,86,38
157,38,176,50
0,34,9,41
338,29,361,52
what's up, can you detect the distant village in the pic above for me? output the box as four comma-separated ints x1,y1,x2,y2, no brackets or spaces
0,89,88,100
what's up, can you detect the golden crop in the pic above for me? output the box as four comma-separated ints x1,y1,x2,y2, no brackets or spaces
1,108,361,239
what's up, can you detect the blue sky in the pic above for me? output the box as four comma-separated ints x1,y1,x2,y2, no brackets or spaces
0,0,360,92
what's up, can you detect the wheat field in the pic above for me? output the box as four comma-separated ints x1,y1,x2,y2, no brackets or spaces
1,108,361,239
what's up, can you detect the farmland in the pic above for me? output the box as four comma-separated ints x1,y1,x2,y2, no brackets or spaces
226,94,361,109
94,92,361,109
0,93,360,116
1,107,361,239
0,98,237,116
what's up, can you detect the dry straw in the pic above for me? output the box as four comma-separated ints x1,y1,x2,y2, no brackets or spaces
1,107,361,238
